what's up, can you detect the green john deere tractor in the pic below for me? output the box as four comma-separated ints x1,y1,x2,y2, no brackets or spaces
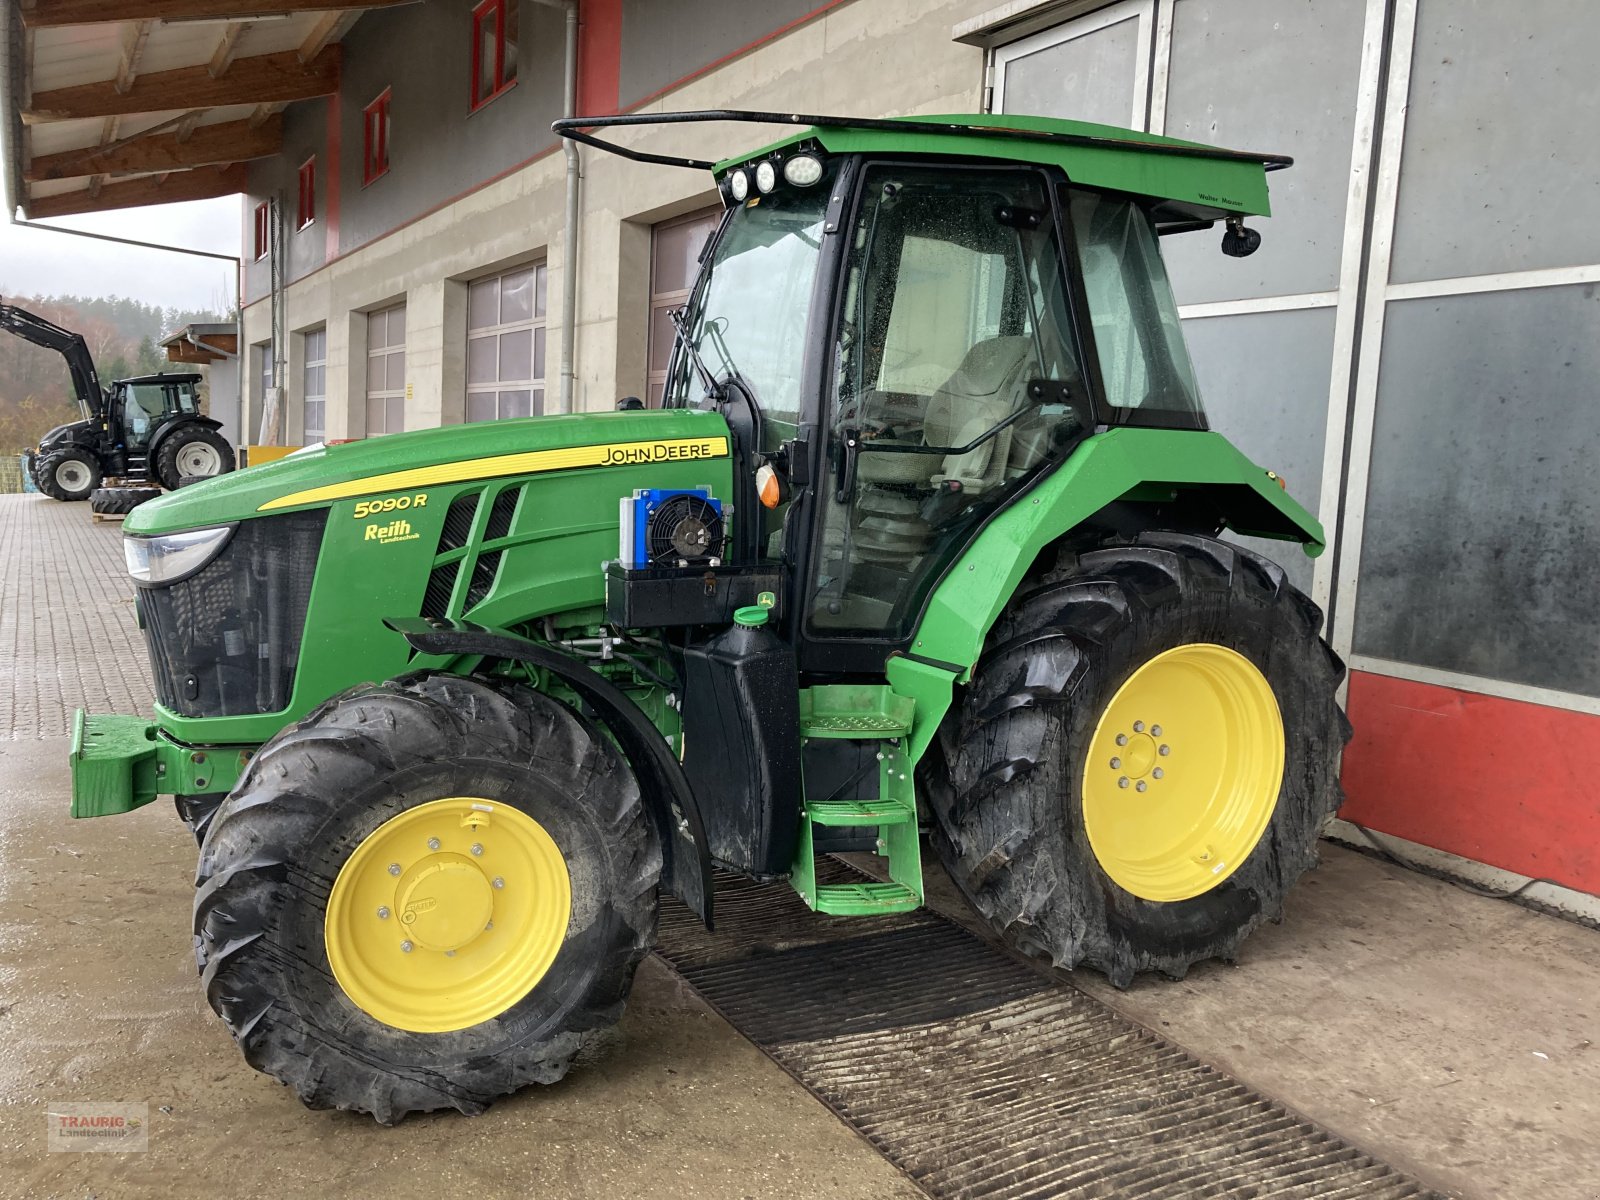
70,111,1348,1123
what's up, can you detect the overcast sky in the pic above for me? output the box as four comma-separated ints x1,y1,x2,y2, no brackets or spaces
1,121,242,316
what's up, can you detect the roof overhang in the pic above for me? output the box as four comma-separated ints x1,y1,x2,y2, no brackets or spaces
1,0,412,221
163,321,238,363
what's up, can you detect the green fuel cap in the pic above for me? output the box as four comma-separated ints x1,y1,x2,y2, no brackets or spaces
734,591,777,627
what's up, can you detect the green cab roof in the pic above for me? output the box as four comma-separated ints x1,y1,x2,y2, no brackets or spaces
714,112,1280,218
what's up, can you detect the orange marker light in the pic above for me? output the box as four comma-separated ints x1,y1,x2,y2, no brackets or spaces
756,463,782,509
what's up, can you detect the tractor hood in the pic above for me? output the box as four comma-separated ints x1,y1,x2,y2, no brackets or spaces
37,418,94,452
126,408,734,536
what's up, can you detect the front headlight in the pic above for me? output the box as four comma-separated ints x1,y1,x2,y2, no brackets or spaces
124,525,235,585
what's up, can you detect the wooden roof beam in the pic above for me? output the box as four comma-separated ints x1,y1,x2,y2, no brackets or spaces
25,44,339,121
298,9,358,63
207,20,246,78
22,0,411,29
27,114,282,181
115,20,154,93
28,163,248,218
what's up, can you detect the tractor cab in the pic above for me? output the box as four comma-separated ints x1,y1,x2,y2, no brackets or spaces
111,373,205,457
626,112,1279,671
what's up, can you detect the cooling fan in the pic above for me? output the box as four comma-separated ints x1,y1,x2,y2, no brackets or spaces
619,487,725,568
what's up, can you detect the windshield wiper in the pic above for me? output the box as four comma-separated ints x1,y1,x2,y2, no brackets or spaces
669,306,722,402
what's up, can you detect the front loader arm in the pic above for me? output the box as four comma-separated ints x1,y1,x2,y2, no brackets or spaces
0,300,106,420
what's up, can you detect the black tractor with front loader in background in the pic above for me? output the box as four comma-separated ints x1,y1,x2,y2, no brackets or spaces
2,299,235,502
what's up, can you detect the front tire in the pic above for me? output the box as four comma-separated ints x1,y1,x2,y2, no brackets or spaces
193,672,660,1122
932,531,1350,986
155,427,234,489
37,448,102,500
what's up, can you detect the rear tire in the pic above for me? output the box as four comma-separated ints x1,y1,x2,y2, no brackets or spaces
155,427,234,490
193,672,660,1122
37,448,102,501
931,531,1350,986
90,486,161,515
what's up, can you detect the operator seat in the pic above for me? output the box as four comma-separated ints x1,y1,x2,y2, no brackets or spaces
849,336,1036,569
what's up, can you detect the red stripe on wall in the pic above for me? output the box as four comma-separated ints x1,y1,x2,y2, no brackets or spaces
1340,670,1600,896
577,0,622,115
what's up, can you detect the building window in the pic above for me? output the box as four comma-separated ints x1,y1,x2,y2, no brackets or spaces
302,328,327,445
471,0,518,110
647,207,721,406
363,89,391,185
296,157,316,230
367,306,406,435
253,201,270,260
467,264,546,421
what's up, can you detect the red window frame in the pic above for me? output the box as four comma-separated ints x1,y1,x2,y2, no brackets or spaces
363,89,391,186
470,0,517,111
252,201,269,260
296,157,316,230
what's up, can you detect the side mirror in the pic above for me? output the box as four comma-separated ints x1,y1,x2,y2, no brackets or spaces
616,396,644,411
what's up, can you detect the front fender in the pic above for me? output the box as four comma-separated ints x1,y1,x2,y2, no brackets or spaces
384,617,714,927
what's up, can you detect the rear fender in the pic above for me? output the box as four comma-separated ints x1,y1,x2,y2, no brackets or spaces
384,617,713,926
890,427,1324,761
148,414,224,461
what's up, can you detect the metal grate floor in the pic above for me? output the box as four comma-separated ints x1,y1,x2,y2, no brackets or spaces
656,860,1445,1200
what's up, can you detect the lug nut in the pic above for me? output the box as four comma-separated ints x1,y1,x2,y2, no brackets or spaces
1151,725,1163,736
470,843,483,856
485,921,494,931
427,837,441,851
1133,720,1145,733
377,906,390,920
1116,733,1128,746
445,950,456,957
388,863,401,876
400,940,413,953
1136,781,1147,793
1110,757,1121,769
1159,744,1170,756
1153,768,1164,779
492,877,505,889
1118,777,1129,789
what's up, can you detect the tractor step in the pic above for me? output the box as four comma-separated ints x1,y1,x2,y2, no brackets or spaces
792,692,924,916
805,797,915,826
809,880,921,915
798,684,915,739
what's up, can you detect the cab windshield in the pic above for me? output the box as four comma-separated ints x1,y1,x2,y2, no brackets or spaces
664,159,839,453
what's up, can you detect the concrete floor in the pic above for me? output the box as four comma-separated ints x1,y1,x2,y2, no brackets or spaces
2,492,1598,1199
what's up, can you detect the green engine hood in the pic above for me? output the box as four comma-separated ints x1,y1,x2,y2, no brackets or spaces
126,408,734,535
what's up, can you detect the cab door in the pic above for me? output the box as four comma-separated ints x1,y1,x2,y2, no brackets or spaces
798,163,1092,672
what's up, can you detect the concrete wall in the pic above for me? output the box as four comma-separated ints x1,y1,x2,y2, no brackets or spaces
240,0,980,439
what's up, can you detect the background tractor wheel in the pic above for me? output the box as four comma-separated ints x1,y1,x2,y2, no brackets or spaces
36,448,102,501
193,672,660,1123
155,427,234,490
89,486,162,515
931,531,1350,987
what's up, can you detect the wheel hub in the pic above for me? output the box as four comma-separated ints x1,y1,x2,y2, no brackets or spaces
324,797,571,1033
394,854,495,952
1081,644,1284,903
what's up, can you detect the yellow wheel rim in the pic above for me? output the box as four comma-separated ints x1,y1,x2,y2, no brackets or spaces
324,797,571,1033
1081,644,1284,903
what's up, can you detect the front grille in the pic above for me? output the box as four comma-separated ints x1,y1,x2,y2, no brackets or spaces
140,511,327,717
